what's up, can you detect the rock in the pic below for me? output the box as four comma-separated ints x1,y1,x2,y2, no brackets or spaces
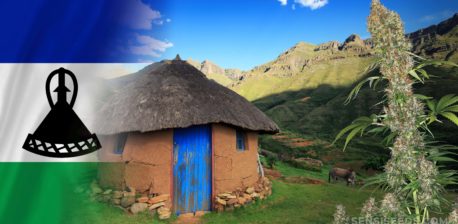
157,207,171,220
137,196,149,203
159,212,171,220
314,41,340,51
263,177,271,185
215,204,224,212
237,197,247,205
245,187,255,194
130,203,148,214
251,192,260,198
111,198,121,205
340,34,371,53
100,195,111,203
90,181,103,194
227,198,238,205
120,196,136,208
216,197,226,205
103,189,112,195
123,186,136,197
123,191,135,197
234,204,241,208
200,60,225,76
149,202,165,210
148,194,169,204
218,193,236,199
127,186,136,193
112,191,123,199
224,68,245,80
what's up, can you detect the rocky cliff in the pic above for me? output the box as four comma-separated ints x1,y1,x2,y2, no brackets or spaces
407,13,458,60
186,58,246,82
236,14,458,82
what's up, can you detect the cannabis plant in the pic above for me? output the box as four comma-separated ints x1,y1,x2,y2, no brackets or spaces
333,0,458,223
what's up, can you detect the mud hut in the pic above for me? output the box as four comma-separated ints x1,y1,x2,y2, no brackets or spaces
95,56,279,215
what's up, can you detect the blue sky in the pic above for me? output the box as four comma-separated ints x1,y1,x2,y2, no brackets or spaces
148,0,458,70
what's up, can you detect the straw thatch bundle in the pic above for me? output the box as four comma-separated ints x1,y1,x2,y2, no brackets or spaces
96,57,279,135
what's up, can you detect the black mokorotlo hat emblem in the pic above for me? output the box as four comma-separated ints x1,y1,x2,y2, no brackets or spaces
23,68,101,157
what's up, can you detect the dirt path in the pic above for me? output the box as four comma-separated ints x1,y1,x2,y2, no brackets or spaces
174,216,201,224
173,212,207,224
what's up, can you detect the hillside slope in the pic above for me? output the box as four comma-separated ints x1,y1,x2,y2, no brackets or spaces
230,14,458,145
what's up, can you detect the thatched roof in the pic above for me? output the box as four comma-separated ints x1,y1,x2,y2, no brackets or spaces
96,57,279,135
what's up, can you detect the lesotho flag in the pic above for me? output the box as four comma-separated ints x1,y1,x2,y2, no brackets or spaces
0,1,171,223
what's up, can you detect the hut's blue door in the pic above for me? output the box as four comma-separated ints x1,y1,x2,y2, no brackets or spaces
173,125,212,214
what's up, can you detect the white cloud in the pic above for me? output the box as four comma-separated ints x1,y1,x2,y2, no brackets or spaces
129,34,173,57
278,0,287,6
122,0,163,29
153,20,164,25
294,0,328,10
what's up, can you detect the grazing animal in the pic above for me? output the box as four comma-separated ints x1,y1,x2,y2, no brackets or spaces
329,167,356,186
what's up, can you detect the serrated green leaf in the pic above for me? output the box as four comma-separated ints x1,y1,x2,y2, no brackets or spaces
437,94,458,111
333,123,361,144
408,70,424,83
414,94,433,100
440,112,458,126
446,105,458,113
343,127,363,151
426,100,436,112
345,76,381,104
417,68,429,79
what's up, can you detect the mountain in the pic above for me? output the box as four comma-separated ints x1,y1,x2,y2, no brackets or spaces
232,14,458,101
185,58,245,86
408,13,458,60
227,14,458,145
230,34,375,101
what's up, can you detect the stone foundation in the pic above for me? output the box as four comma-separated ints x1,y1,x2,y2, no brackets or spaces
87,180,172,219
82,176,272,219
214,177,272,212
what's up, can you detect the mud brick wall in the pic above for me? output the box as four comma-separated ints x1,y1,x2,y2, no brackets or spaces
98,131,173,199
212,124,259,195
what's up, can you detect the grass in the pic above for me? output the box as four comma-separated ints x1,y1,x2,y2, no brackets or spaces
206,73,233,86
66,160,456,224
68,163,383,224
233,57,375,101
202,181,381,224
275,161,331,180
68,199,177,224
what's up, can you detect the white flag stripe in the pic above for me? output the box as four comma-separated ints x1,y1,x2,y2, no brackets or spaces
0,63,137,162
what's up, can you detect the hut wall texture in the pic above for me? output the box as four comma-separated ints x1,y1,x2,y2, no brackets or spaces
98,131,173,198
212,123,259,195
98,135,125,189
